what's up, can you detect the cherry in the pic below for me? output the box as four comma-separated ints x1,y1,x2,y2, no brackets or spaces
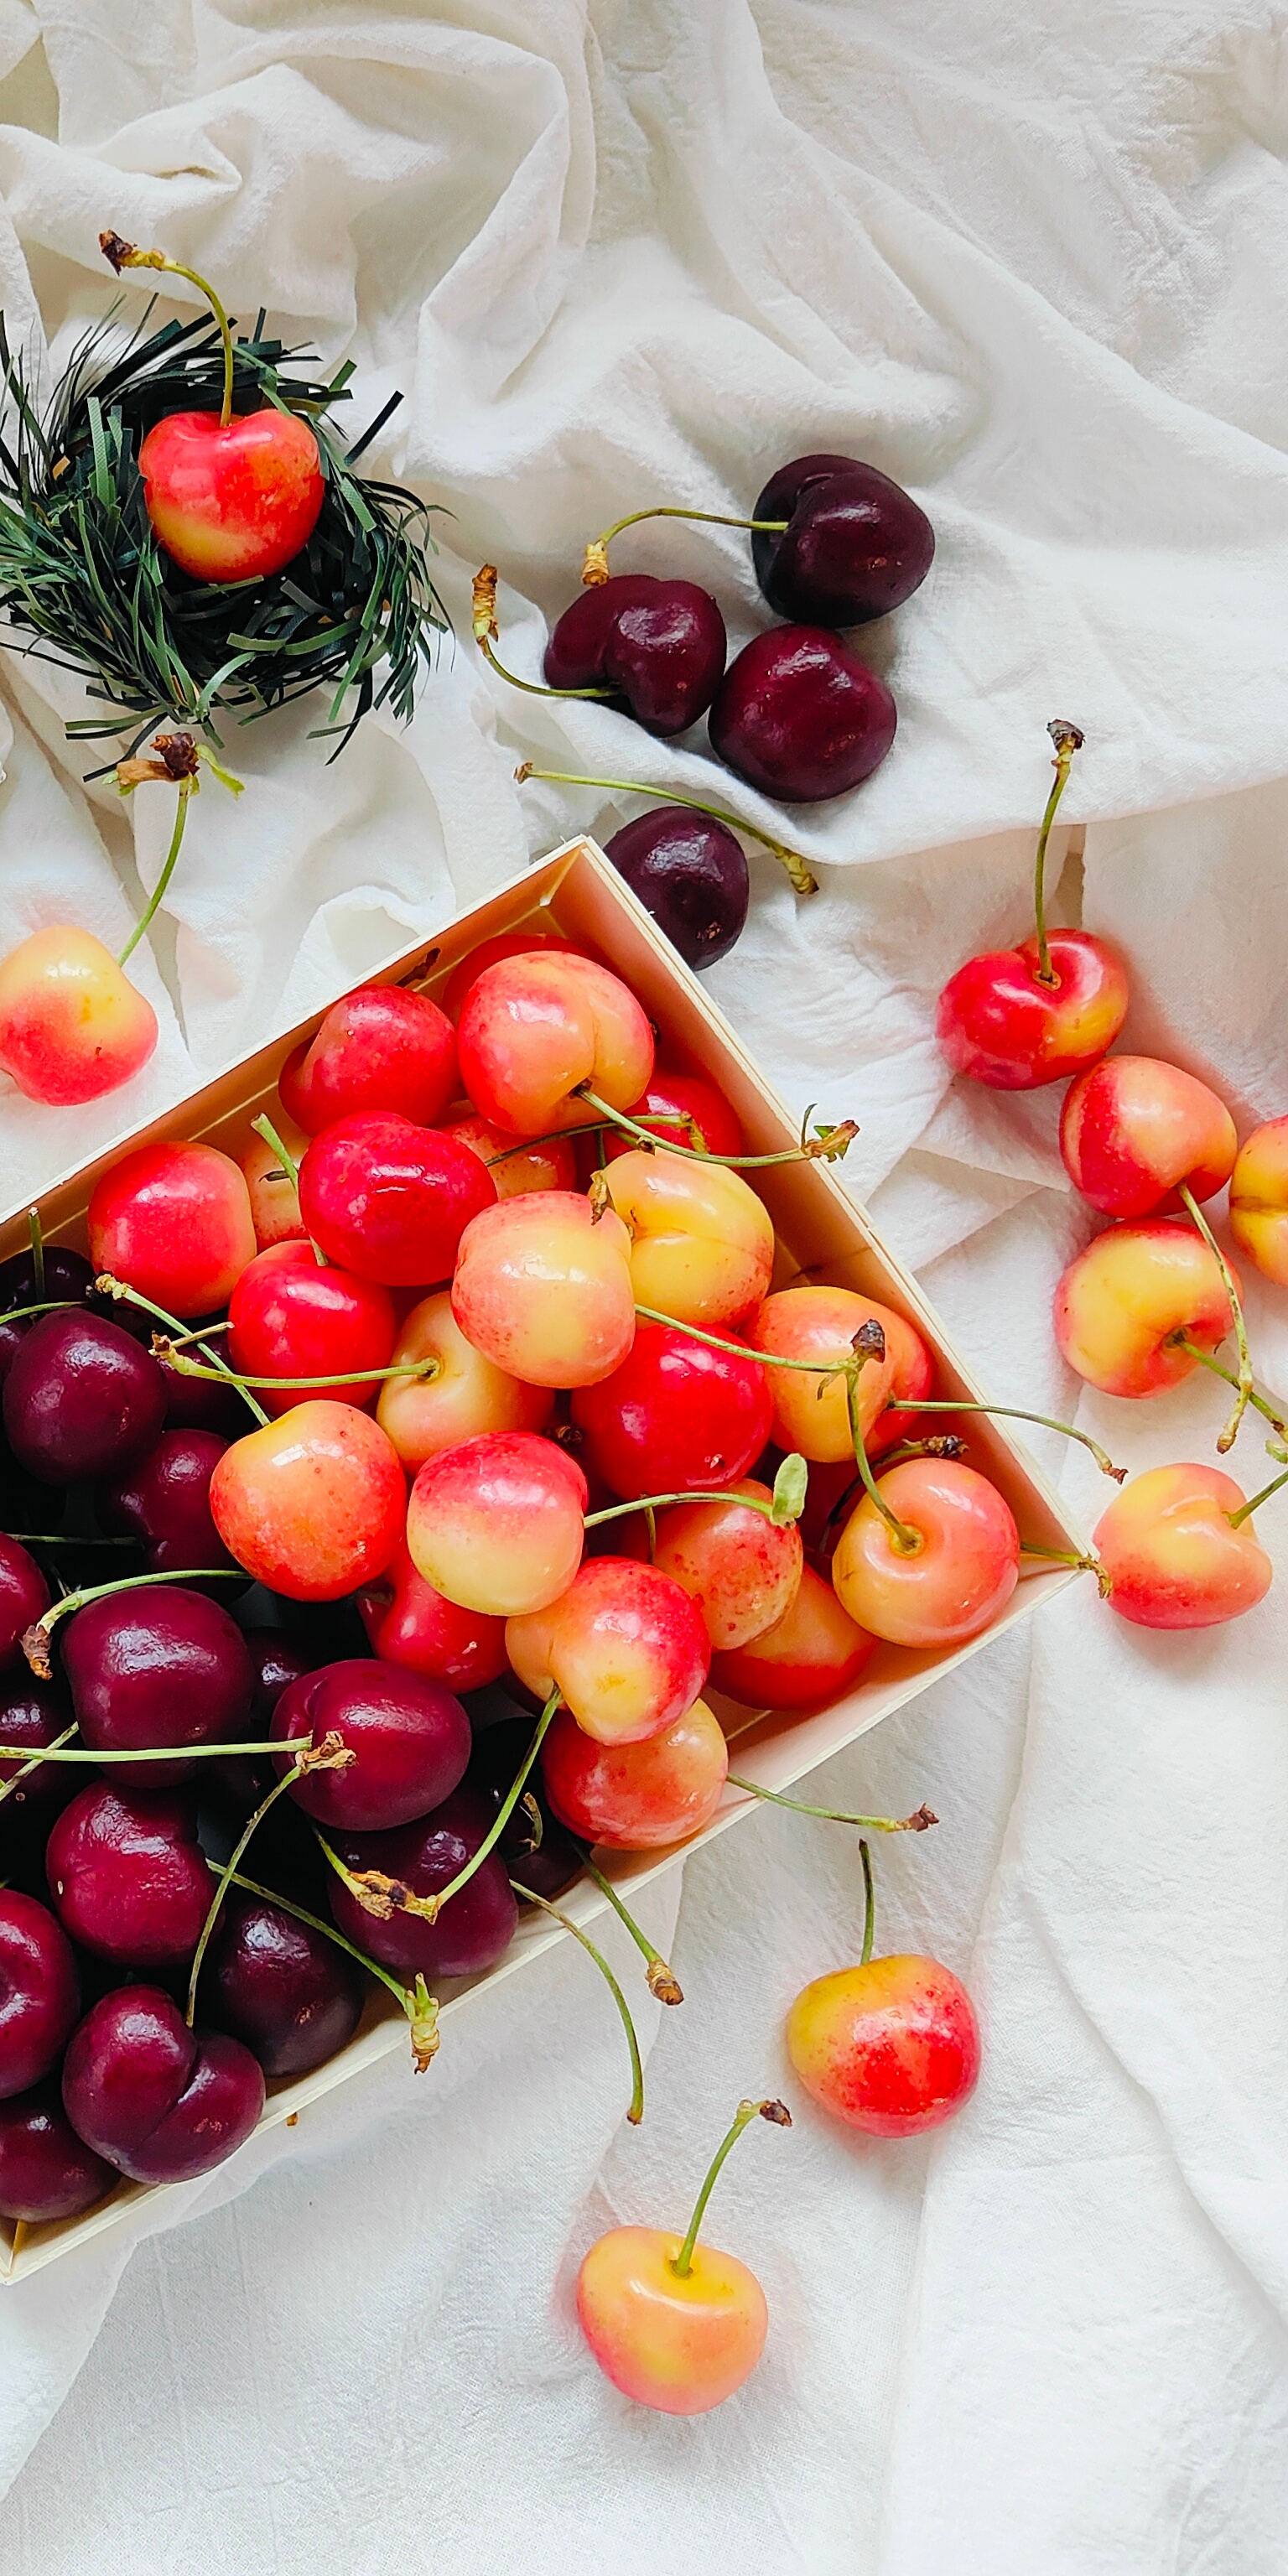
604,808,748,968
207,1889,365,2078
604,1070,743,1164
270,1658,470,1831
47,1784,212,1966
507,1557,710,1745
0,1674,75,1817
1229,1119,1288,1285
0,925,158,1105
209,1401,406,1602
709,626,896,802
750,452,935,626
99,1428,242,1583
241,1111,309,1252
542,1697,727,1849
1054,1222,1238,1399
0,1893,80,2098
787,1844,979,2136
227,1241,396,1416
603,1151,775,1329
326,1787,519,1980
357,1540,508,1696
406,1431,588,1618
443,1114,577,1201
628,1482,803,1651
831,1457,1020,1649
88,1140,257,1319
299,1113,496,1286
543,577,726,735
0,1244,94,1311
60,1584,253,1786
571,1322,771,1501
4,1311,166,1484
62,1983,265,2184
457,950,654,1140
0,2083,113,2221
1093,1463,1273,1628
711,1559,875,1708
210,1628,319,1815
278,984,457,1135
750,1286,900,1462
0,1535,49,1670
375,1289,553,1476
451,1193,636,1389
441,931,576,1022
466,1715,585,1900
1060,1056,1238,1219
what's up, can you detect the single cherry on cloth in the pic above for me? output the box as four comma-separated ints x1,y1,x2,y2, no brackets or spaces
709,626,896,802
750,452,935,626
62,1984,265,2184
0,1674,75,1817
279,985,457,1135
458,950,654,1140
299,1113,496,1287
443,1114,577,1202
60,1584,253,1786
507,1557,710,1747
227,1241,396,1417
0,1893,80,2099
47,1784,211,1967
572,1322,771,1502
542,1697,728,1849
831,1457,1020,1649
603,1151,775,1330
543,576,726,736
241,1112,309,1251
605,1071,743,1165
406,1431,588,1618
99,1427,241,1582
1060,1056,1238,1219
358,1540,508,1696
605,809,748,969
452,1193,636,1389
376,1289,553,1476
327,1787,518,1981
787,1842,979,2137
631,1483,803,1652
88,1140,257,1319
0,925,158,1106
1229,1118,1288,1286
711,1559,875,1708
467,1714,585,1901
1094,1462,1273,1629
0,2084,113,2222
271,1658,470,1832
210,1401,405,1602
1054,1222,1239,1399
750,1286,901,1462
208,1890,365,2079
441,930,576,1022
0,1536,49,1672
4,1311,166,1485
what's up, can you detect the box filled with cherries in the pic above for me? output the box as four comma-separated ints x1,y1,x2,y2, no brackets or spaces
0,836,1081,2283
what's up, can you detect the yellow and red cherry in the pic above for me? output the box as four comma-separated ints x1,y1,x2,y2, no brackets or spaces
376,1288,552,1473
1060,1056,1238,1219
625,1481,803,1652
0,926,158,1106
863,1303,936,1457
138,404,323,583
227,1240,396,1418
577,2096,790,2415
299,1112,496,1286
209,1400,404,1601
1093,1462,1273,1628
750,1285,900,1462
787,1846,979,2137
603,1069,743,1163
240,1112,308,1249
507,1557,710,1746
831,1457,1020,1648
603,1150,774,1330
87,1138,257,1318
542,1696,727,1848
357,1538,508,1695
457,950,653,1139
278,985,457,1134
571,1321,771,1501
711,1560,874,1707
451,1192,636,1388
1054,1221,1239,1399
441,931,577,1022
1229,1118,1288,1285
443,1112,577,1200
406,1430,587,1617
937,932,1128,1090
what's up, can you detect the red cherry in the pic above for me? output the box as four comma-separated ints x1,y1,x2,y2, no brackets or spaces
788,1953,980,2136
571,1322,772,1502
937,931,1130,1089
278,984,457,1134
138,408,325,583
442,932,576,1022
299,1114,496,1285
357,1540,509,1695
603,1070,743,1163
87,1138,257,1318
227,1241,396,1416
0,1893,80,2100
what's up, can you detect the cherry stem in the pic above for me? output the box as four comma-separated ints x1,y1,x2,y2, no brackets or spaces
578,1084,853,1166
0,1722,75,1809
583,1468,804,1532
419,1690,561,1919
515,763,818,896
209,1861,440,2071
164,1319,231,1349
727,1778,937,1833
471,565,612,702
158,1347,442,1393
909,1399,1124,1482
23,1566,248,1675
93,1274,269,1427
117,778,192,968
1178,1185,1251,1454
582,1857,683,2003
187,1761,309,2026
26,1210,43,1300
324,1693,564,1929
251,1114,301,1194
510,1881,645,2122
0,1734,312,1765
582,507,788,588
1174,1339,1286,1440
859,1837,875,1966
1228,1466,1288,1528
105,241,236,428
844,1366,923,1555
1032,719,1085,986
0,1301,77,1322
670,2096,792,2280
6,1532,136,1546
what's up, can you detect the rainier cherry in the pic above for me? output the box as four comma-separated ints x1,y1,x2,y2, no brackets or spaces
457,950,653,1139
299,1114,496,1287
209,1401,405,1600
709,627,896,802
1060,1057,1238,1219
279,984,457,1134
831,1457,1020,1649
227,1241,396,1417
625,1483,803,1653
406,1431,588,1618
376,1290,552,1474
88,1140,257,1318
542,1697,728,1849
1054,1222,1238,1399
1093,1463,1273,1628
787,1841,980,2135
506,1558,710,1746
358,1540,508,1695
571,1322,771,1501
1229,1119,1288,1286
712,1561,874,1708
452,1193,636,1389
603,1151,774,1329
0,925,158,1105
62,1983,265,2185
441,931,575,1022
750,1286,901,1461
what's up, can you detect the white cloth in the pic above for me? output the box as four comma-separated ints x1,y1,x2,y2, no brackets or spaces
0,3,1286,2568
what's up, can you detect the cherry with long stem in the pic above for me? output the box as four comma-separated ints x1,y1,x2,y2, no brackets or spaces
670,2097,792,2281
582,1857,683,2004
94,1272,268,1426
101,232,239,428
581,507,787,589
515,761,818,896
186,1732,353,2027
580,1087,854,1169
158,1347,443,1396
22,1566,249,1677
207,1858,440,2071
472,566,612,703
511,1880,645,2123
725,1779,937,1833
319,1691,563,1927
1031,719,1085,987
1176,1185,1252,1453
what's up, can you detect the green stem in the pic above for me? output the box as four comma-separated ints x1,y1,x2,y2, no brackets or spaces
632,1306,850,1374
117,780,191,969
1228,1466,1288,1528
587,504,788,562
671,2097,792,2279
859,1837,875,1966
1178,1184,1252,1455
206,1861,440,2070
6,1533,136,1547
421,1692,561,1918
480,635,612,703
727,1777,937,1832
1032,719,1084,985
161,1349,441,1393
187,1763,305,2024
578,1085,850,1167
511,1881,644,2122
115,247,236,428
847,1370,922,1555
1019,1543,1099,1571
93,1274,268,1427
584,1485,778,1530
23,1566,247,1674
0,1301,77,1322
516,763,817,896
0,1734,311,1766
1176,1339,1285,1439
909,1399,1124,1482
0,1721,75,1809
250,1114,301,1195
26,1211,43,1300
583,1857,683,2002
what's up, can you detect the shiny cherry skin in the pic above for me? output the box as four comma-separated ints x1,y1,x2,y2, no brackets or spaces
209,1400,406,1602
507,1556,710,1746
572,1322,771,1501
406,1431,588,1618
60,1585,253,1786
441,931,576,1022
750,453,935,626
709,626,896,802
602,1150,774,1330
542,1697,727,1850
299,1113,496,1286
1060,1055,1238,1218
376,1289,553,1476
711,1560,875,1708
831,1457,1020,1649
0,1244,95,1311
138,405,324,582
749,1286,899,1462
467,1714,585,1901
327,1787,518,1981
787,1953,980,2135
0,1674,75,1818
545,576,726,736
604,1070,743,1163
577,2223,767,2414
271,1657,470,1832
0,926,158,1106
61,1984,265,2184
87,1139,257,1318
4,1311,167,1486
0,1893,80,2098
0,1535,49,1671
0,2083,113,2221
47,1784,212,1967
458,950,654,1140
626,1482,802,1653
452,1193,636,1389
357,1540,508,1696
278,984,457,1135
442,1113,577,1202
1229,1118,1288,1286
1054,1222,1238,1399
208,1890,365,2079
99,1427,241,1582
605,809,748,969
1094,1463,1273,1629
227,1240,396,1417
937,930,1130,1089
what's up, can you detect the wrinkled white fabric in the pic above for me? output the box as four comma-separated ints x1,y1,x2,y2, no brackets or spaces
0,2,1286,2568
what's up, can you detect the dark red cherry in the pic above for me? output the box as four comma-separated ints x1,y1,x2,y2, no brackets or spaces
327,1788,517,1980
467,1715,586,1900
60,1586,254,1786
4,1311,166,1485
0,1244,95,1312
0,1892,80,2097
544,576,726,736
0,1535,49,1671
750,453,934,626
709,626,896,802
0,1674,75,1819
61,1985,264,2184
99,1429,242,1588
0,2082,113,2220
271,1658,471,1832
208,1889,365,2077
210,1629,319,1814
46,1784,212,1967
605,809,748,969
